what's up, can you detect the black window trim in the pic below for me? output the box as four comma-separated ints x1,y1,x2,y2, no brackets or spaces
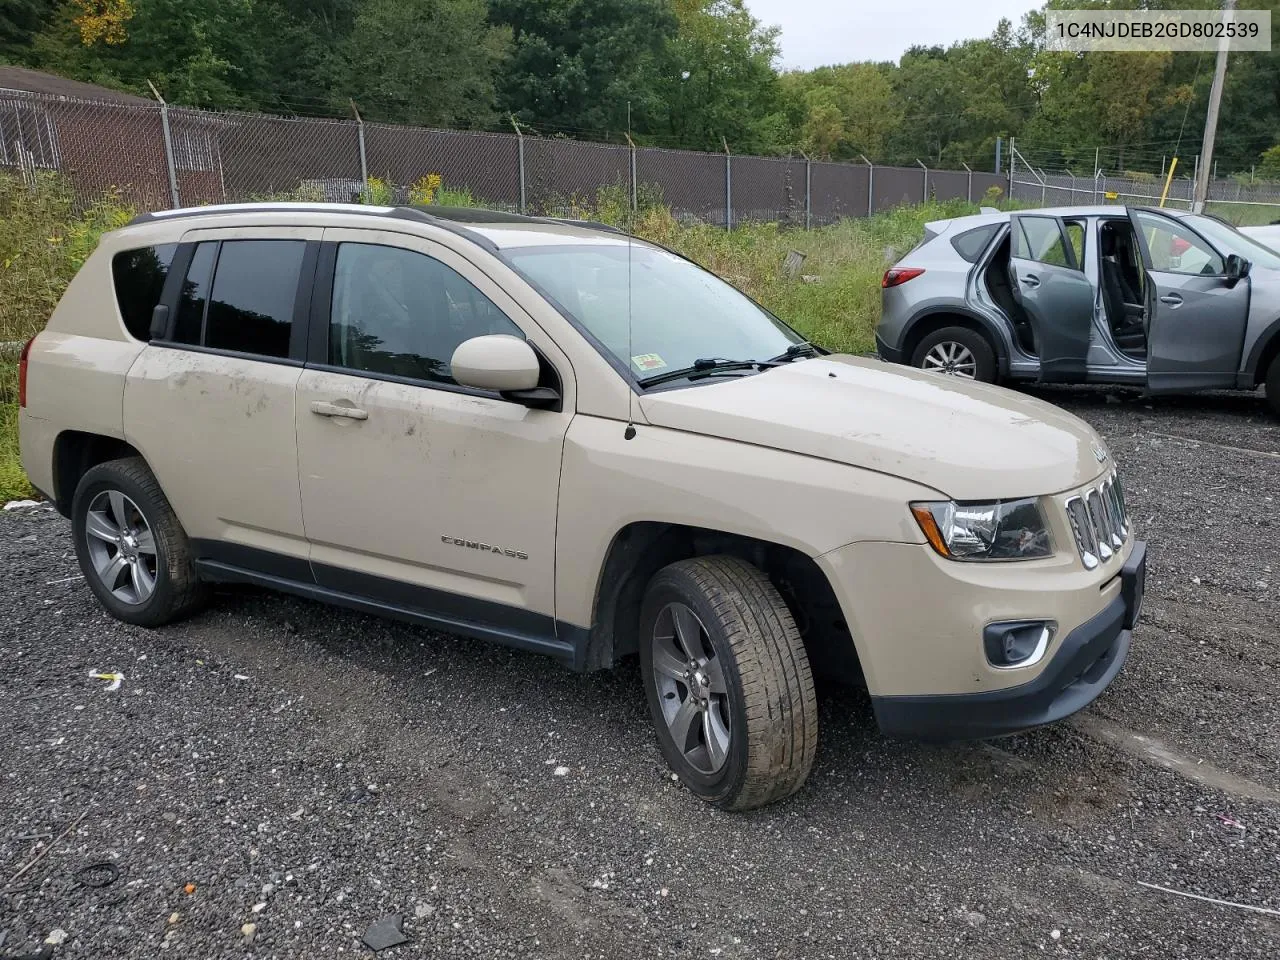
150,239,319,366
308,239,559,405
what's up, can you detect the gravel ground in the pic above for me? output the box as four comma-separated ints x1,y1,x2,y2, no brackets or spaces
2,389,1279,959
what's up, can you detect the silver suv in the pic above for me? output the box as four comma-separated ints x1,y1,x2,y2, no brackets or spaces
20,203,1145,810
877,205,1280,415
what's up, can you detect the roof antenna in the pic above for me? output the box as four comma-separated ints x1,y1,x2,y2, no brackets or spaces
624,101,637,440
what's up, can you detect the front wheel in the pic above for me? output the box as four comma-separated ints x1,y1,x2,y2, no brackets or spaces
639,556,818,811
1266,358,1280,418
911,326,997,383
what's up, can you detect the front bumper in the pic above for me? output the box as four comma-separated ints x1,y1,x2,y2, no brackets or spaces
871,541,1145,739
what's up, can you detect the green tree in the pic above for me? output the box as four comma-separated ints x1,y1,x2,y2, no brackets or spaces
779,63,898,160
489,0,675,135
0,0,55,61
342,0,509,127
649,0,786,154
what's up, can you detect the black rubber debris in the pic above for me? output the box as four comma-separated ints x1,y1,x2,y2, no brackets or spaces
73,862,119,889
361,914,410,952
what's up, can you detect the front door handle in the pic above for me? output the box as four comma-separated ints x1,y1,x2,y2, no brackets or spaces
1159,294,1183,306
1019,275,1040,288
310,400,369,420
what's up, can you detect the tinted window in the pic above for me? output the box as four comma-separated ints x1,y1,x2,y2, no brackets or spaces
112,244,178,340
329,243,521,384
950,224,997,263
205,240,305,358
1013,216,1074,268
172,241,216,345
1136,213,1224,276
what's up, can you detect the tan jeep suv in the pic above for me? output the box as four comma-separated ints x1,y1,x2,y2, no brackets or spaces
19,203,1146,810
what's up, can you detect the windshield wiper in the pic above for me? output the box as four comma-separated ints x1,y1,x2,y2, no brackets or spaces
638,358,762,387
767,342,818,363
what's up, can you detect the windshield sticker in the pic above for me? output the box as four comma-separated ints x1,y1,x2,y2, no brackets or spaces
631,353,667,372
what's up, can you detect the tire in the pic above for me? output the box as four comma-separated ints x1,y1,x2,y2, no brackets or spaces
1267,358,1280,418
71,457,208,627
911,326,997,383
639,555,818,811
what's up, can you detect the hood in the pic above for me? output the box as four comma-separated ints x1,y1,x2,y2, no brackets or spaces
638,356,1107,501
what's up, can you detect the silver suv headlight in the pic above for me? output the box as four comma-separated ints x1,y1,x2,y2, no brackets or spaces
911,498,1053,561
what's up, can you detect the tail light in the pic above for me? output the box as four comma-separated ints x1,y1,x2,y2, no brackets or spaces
882,267,925,288
18,336,34,408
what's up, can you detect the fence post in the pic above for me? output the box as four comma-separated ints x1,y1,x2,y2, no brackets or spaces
723,137,732,231
961,161,972,203
350,100,369,201
1008,137,1015,200
860,154,873,217
801,151,812,230
1066,168,1075,203
1039,167,1048,206
148,80,180,209
917,159,928,203
511,115,526,215
626,134,637,213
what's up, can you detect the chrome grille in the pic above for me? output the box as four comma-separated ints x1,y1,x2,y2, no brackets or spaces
1065,472,1129,570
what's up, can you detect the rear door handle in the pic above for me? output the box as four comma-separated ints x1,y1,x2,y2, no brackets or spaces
1019,275,1040,288
310,400,368,420
1159,294,1183,306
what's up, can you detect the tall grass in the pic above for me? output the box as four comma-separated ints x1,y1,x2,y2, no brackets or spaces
0,174,134,500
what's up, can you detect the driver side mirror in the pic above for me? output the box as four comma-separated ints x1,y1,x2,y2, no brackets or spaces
451,335,561,409
1225,253,1251,285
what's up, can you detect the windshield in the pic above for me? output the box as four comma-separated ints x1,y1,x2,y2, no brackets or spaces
503,242,803,381
1185,215,1280,271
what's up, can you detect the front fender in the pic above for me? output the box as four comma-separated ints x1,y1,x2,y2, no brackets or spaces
553,415,936,630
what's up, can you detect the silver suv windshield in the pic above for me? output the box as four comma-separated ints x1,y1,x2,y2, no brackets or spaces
1186,215,1280,271
503,242,803,382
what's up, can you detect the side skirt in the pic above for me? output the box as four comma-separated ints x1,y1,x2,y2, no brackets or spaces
193,557,581,666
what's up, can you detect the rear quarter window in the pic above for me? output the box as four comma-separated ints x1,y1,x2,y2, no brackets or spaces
111,244,178,340
950,224,998,263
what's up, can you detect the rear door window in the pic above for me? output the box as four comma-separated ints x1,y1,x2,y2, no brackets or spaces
1013,216,1076,269
204,240,305,358
112,244,178,340
172,242,216,345
170,239,305,358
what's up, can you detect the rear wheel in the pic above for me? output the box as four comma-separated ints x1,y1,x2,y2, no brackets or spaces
911,326,997,383
1266,358,1280,418
639,556,817,811
71,457,208,627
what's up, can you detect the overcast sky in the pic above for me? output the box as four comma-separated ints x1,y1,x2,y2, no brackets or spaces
745,0,1039,70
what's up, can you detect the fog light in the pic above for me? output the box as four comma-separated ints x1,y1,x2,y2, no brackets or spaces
983,620,1055,669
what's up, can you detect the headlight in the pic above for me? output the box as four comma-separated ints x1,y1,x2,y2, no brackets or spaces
911,498,1053,561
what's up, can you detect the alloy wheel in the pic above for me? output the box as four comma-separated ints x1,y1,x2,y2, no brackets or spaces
84,490,158,605
922,341,978,379
650,602,732,774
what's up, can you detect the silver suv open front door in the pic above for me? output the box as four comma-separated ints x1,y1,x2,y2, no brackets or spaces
1129,209,1250,394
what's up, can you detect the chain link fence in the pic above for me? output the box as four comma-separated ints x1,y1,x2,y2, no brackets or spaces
4,86,1025,226
1009,148,1280,223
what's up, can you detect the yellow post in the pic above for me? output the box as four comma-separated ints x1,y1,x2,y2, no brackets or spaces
1159,157,1179,207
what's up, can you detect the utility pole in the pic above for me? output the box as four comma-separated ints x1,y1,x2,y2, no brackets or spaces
1193,0,1235,213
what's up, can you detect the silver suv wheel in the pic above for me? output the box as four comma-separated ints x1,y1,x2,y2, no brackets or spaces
921,341,977,379
84,490,158,604
651,601,732,774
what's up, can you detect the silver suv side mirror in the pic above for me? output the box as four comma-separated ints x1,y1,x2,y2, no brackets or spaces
1225,253,1251,285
